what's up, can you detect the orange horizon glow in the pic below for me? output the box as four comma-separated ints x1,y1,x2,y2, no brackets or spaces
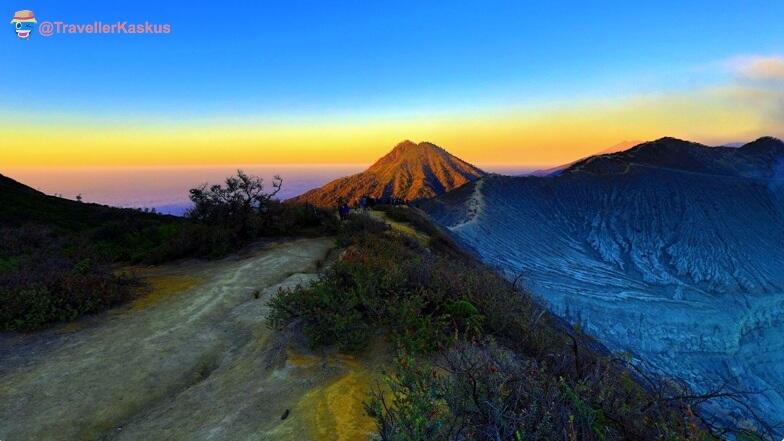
2,84,781,169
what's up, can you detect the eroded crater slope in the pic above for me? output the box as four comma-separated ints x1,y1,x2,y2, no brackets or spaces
423,137,784,431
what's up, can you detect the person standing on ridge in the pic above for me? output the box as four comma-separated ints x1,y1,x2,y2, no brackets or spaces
339,203,350,220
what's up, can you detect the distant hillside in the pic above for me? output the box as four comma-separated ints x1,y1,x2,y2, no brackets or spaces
0,173,173,231
292,140,485,207
0,172,193,264
567,136,784,179
422,136,784,433
530,140,642,177
1,173,186,330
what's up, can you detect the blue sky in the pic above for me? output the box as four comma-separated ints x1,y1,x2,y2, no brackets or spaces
2,1,782,119
1,1,783,167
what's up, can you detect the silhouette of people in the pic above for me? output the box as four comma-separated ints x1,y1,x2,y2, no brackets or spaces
338,203,350,220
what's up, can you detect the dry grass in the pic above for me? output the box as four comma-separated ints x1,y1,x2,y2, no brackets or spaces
368,211,429,245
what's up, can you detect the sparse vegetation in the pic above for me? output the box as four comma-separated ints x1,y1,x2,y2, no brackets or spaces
0,170,338,330
269,212,757,440
0,168,769,439
0,226,138,330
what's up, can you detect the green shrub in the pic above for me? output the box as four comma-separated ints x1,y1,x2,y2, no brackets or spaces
0,286,58,330
367,355,453,441
369,341,721,441
269,215,489,353
368,344,575,441
0,226,138,331
270,208,728,441
0,270,137,331
268,265,377,351
336,212,389,247
385,292,451,353
185,171,339,246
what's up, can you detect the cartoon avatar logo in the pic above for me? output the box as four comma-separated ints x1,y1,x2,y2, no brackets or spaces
10,10,37,39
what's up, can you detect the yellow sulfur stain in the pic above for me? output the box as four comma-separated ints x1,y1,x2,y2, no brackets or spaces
291,353,378,441
286,350,323,368
389,221,429,245
368,210,429,245
130,275,204,310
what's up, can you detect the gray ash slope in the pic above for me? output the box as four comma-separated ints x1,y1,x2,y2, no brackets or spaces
422,137,784,433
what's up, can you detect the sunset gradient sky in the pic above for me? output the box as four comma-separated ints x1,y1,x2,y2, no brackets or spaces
2,1,783,168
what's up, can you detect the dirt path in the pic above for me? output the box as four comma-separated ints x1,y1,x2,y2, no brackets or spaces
0,238,379,441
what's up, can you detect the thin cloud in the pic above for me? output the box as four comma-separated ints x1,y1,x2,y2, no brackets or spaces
730,55,784,81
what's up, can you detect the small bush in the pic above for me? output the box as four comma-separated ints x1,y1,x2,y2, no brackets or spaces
336,212,389,247
185,171,338,247
269,215,494,353
368,344,579,441
269,264,377,351
0,226,137,331
367,355,453,441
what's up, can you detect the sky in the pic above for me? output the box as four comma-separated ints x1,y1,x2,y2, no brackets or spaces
1,0,784,170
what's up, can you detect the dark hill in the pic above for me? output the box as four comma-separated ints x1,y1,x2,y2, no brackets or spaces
0,172,196,265
0,173,174,232
566,136,784,179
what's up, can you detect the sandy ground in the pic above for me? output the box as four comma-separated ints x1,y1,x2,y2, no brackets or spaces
0,238,380,441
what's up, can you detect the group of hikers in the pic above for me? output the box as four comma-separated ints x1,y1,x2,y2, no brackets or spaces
338,195,404,220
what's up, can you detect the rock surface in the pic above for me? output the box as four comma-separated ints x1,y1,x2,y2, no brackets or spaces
0,238,378,441
423,137,784,433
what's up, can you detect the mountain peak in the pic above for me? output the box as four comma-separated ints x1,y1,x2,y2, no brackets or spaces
631,137,703,152
740,136,784,153
292,141,485,207
370,140,449,169
565,135,784,179
385,140,440,156
398,139,422,147
392,139,419,151
653,136,689,143
388,140,445,155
